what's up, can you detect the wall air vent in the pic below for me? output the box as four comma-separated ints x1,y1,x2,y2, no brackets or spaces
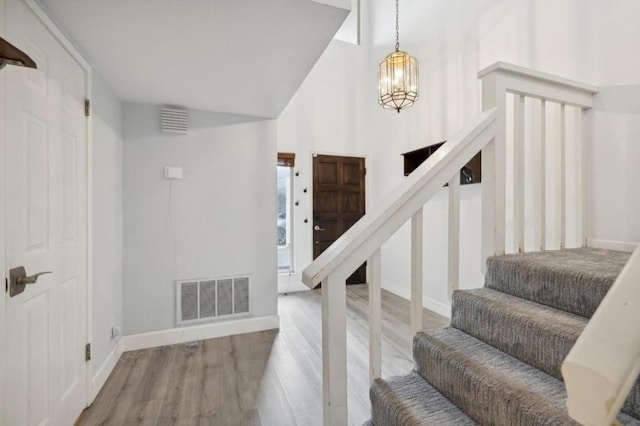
161,107,189,134
176,275,250,325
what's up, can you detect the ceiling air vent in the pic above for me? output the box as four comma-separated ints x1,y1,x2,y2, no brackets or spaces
161,107,188,134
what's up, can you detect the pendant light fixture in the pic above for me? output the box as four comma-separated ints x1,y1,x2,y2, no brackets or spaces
378,0,418,113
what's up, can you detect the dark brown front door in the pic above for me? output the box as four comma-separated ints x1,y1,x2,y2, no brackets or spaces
313,154,366,284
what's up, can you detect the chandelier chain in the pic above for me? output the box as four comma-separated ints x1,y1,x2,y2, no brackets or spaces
395,0,400,51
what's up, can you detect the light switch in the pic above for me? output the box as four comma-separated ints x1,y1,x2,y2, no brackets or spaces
164,166,183,180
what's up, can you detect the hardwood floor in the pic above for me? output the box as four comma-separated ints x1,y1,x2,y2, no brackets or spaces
77,285,448,426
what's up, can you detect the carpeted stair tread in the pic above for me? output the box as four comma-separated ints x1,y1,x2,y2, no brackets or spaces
369,371,477,426
451,287,586,380
625,383,640,421
413,327,640,425
450,287,640,418
365,248,639,424
485,247,630,318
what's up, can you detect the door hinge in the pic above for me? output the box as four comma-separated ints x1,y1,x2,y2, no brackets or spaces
5,277,7,293
85,343,91,361
364,167,367,176
84,99,90,117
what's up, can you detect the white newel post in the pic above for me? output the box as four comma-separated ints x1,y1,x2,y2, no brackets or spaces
321,273,348,426
410,208,423,333
480,70,506,268
368,249,382,383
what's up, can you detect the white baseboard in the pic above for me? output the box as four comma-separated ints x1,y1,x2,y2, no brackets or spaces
277,272,310,293
121,315,280,352
423,296,452,319
382,281,452,319
278,281,310,293
90,338,124,403
587,238,638,253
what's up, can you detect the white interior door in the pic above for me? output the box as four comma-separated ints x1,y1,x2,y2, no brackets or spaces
4,0,88,425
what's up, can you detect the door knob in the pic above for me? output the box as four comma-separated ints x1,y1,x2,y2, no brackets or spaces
314,225,325,231
9,266,52,297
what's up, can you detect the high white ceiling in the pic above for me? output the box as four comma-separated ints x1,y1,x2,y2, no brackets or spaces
37,0,349,118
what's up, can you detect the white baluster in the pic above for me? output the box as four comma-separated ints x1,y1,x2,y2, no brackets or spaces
481,139,496,272
560,104,567,249
577,110,589,246
411,208,423,334
540,100,547,251
368,249,381,383
532,100,542,251
448,175,460,299
513,94,525,252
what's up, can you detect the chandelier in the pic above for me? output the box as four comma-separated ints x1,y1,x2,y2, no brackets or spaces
377,0,418,113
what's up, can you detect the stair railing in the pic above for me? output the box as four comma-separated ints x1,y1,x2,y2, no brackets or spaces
562,246,640,426
478,62,598,259
302,62,598,426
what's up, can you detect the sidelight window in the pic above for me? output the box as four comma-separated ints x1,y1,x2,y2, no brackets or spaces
277,153,295,272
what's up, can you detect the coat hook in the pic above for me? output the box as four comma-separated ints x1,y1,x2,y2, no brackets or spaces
0,37,37,70
304,218,308,223
303,187,307,193
295,201,299,206
295,171,300,177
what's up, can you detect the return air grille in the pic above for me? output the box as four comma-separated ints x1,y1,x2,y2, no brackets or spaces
161,107,189,134
177,275,250,325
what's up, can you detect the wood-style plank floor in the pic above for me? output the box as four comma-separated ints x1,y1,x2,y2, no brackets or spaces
77,285,448,426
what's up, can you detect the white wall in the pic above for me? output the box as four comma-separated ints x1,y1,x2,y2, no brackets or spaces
367,0,640,244
277,0,640,312
123,104,277,335
91,72,124,370
589,86,640,243
277,40,371,292
0,0,7,418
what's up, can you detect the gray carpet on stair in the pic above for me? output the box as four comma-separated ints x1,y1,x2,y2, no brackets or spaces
369,371,477,426
625,384,640,421
451,287,586,380
368,248,639,424
451,287,640,419
413,327,640,425
485,247,630,318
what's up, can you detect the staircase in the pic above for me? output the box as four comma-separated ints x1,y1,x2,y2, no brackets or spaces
303,63,640,425
367,247,640,425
